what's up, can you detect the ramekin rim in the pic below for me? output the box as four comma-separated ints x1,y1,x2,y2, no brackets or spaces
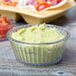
7,24,70,45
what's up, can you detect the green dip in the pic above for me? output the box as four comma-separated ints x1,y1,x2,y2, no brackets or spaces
12,24,64,43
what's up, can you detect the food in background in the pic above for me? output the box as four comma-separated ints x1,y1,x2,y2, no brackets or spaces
0,16,15,39
25,0,62,11
0,0,18,6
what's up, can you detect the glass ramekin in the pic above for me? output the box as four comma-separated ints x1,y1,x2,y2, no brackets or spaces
7,24,70,66
0,17,16,42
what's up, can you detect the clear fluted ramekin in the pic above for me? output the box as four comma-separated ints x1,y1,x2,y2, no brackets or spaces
7,24,70,66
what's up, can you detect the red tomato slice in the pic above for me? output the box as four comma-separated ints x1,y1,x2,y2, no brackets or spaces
36,2,50,11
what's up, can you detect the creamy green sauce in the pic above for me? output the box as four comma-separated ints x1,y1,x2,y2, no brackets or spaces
12,24,64,43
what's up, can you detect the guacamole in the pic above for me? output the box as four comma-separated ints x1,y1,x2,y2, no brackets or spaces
12,24,64,43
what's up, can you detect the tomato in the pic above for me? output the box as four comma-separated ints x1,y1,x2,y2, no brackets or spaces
11,1,18,6
0,16,14,39
36,2,50,11
56,0,61,3
3,16,7,20
0,17,3,22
